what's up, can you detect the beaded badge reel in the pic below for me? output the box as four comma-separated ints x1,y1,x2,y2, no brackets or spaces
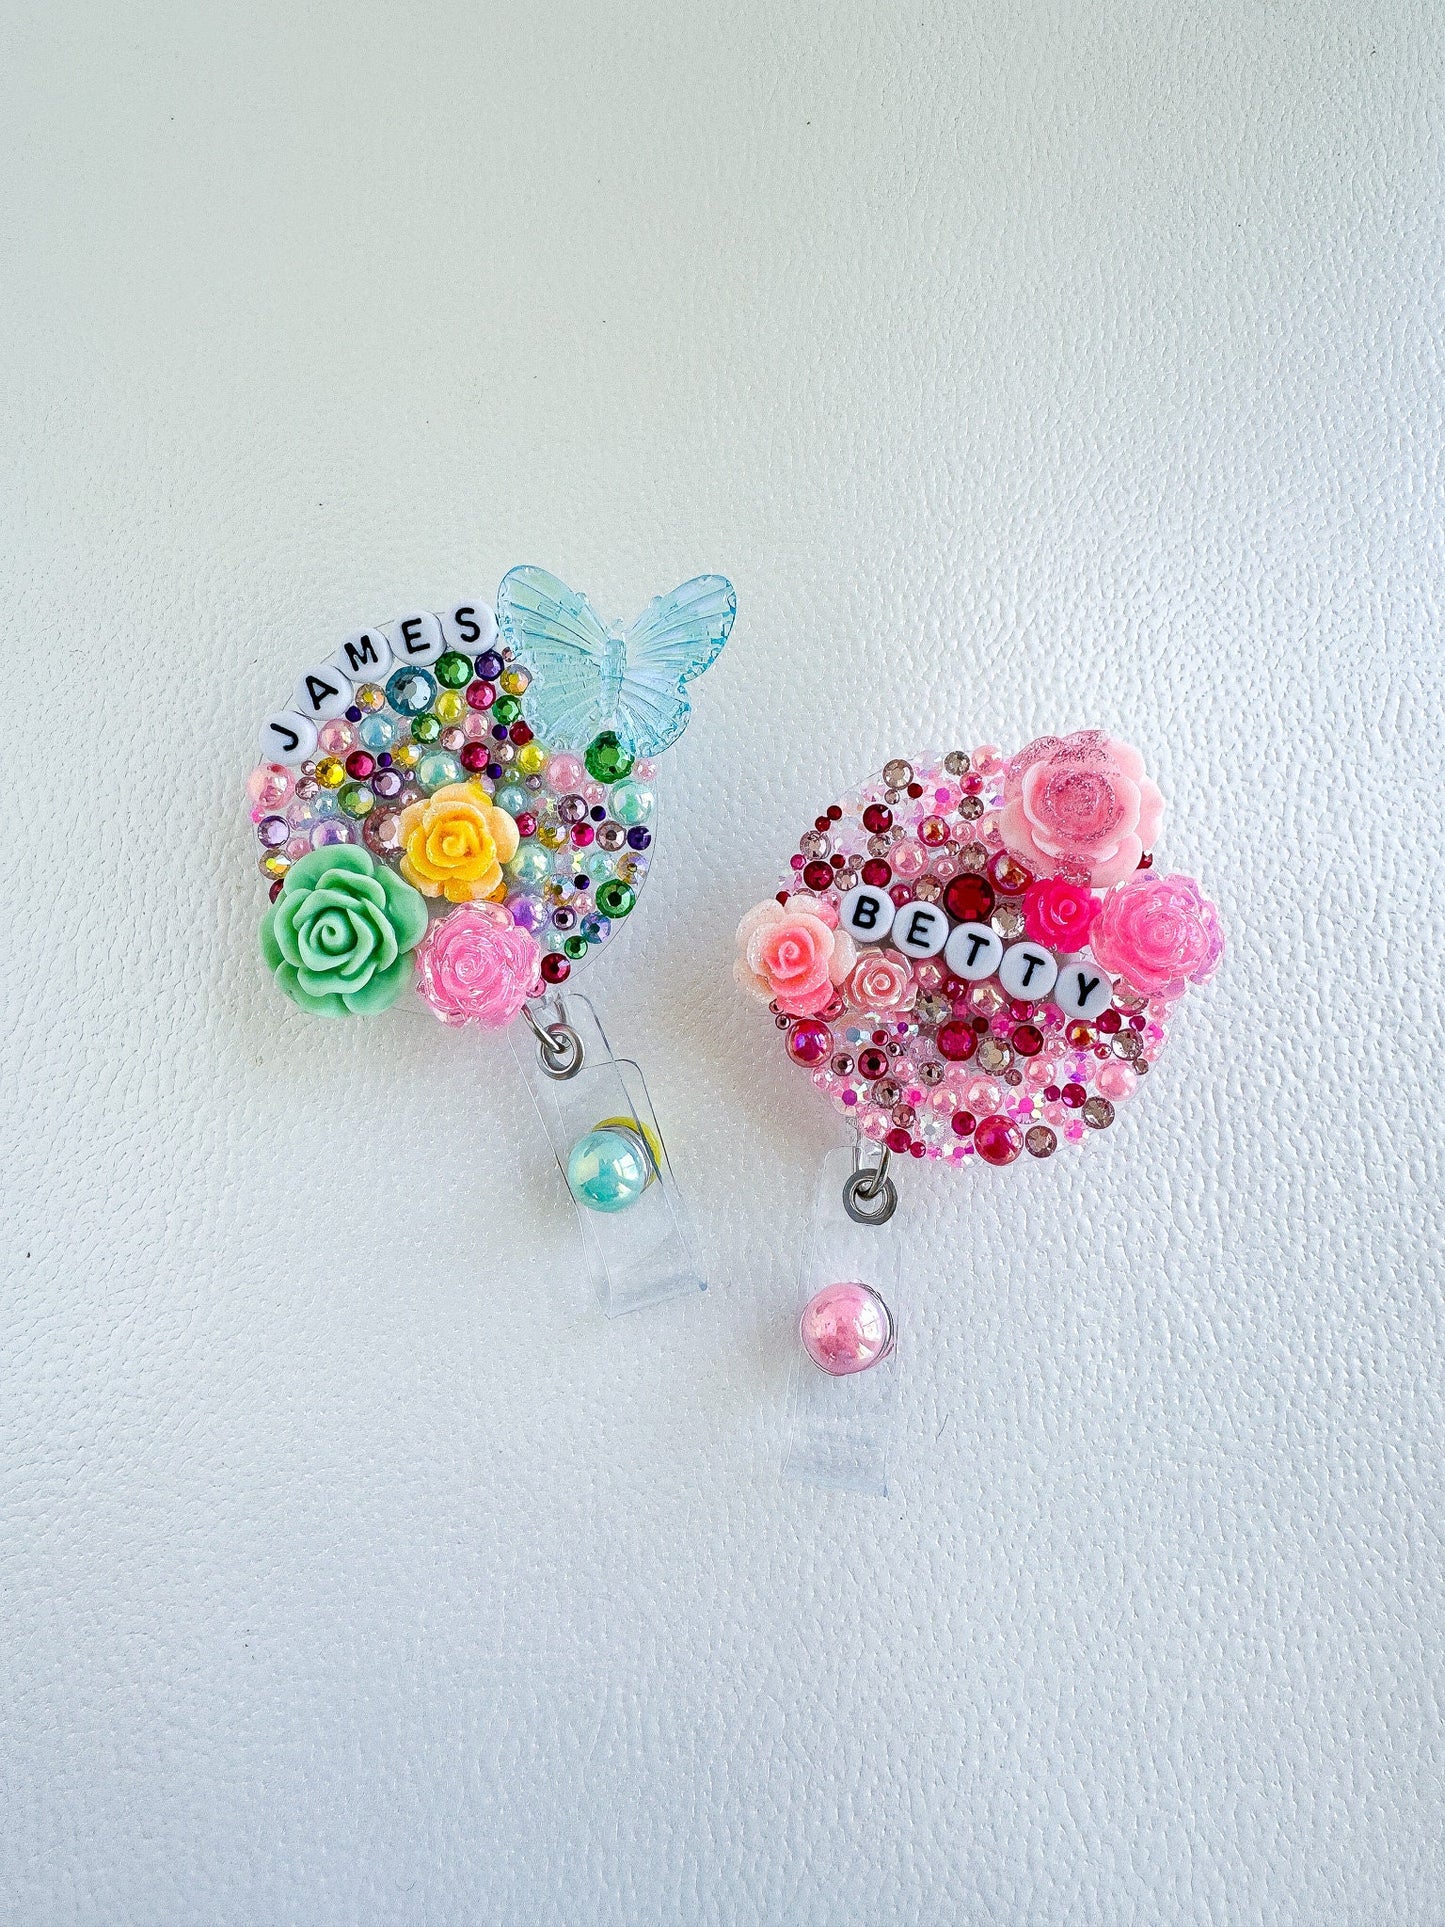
735,735,1223,1492
247,567,735,1312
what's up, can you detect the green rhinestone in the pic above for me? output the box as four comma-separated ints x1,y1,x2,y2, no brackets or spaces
562,934,589,961
492,695,521,726
595,878,636,919
584,730,634,784
337,782,374,819
411,713,441,744
435,650,474,689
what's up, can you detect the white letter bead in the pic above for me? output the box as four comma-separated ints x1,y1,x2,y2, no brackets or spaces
839,884,896,944
292,666,353,722
388,609,445,666
1055,961,1113,1020
998,943,1059,1001
890,900,950,958
440,598,497,656
260,710,318,766
943,921,1004,981
330,628,392,681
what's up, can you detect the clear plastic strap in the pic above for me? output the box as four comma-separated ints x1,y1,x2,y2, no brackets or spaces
509,991,705,1316
782,1142,904,1497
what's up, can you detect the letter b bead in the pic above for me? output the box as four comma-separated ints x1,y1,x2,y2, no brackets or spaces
839,884,896,944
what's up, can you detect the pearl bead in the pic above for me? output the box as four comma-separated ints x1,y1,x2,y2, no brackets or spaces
566,1126,655,1213
799,1282,895,1377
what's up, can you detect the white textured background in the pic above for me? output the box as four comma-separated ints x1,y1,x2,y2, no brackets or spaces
3,4,1443,1922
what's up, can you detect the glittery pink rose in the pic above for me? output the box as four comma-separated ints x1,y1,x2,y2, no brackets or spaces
845,949,917,1015
735,896,856,1016
413,903,542,1027
1000,732,1164,888
1089,872,1224,996
1021,875,1101,951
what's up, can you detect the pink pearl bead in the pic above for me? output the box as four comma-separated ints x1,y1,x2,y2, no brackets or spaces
547,751,585,793
800,1282,895,1377
1095,1060,1137,1101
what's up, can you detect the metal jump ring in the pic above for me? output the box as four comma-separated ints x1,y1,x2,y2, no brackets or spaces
843,1146,898,1225
522,1003,585,1080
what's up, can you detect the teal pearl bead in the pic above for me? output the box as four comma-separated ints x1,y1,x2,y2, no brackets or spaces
507,844,551,888
566,1128,653,1213
494,782,531,816
609,779,654,828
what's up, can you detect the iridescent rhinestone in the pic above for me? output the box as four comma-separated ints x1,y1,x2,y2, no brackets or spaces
882,759,913,788
873,1079,901,1108
971,982,1006,1016
1025,1125,1057,1158
976,1038,1012,1074
596,821,627,852
363,809,403,856
991,903,1024,939
1082,1096,1115,1129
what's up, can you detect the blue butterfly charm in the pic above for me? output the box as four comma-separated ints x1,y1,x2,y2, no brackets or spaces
495,567,736,758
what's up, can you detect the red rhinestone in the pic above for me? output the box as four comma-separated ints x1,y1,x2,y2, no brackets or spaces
1097,1009,1121,1033
943,974,966,998
860,857,891,888
962,773,983,795
974,1115,1022,1165
827,805,842,820
862,803,893,834
345,750,375,779
951,1110,976,1136
465,680,496,710
872,1030,887,1044
1043,1085,1061,1102
571,823,595,848
885,1127,912,1154
987,851,1031,892
906,783,924,799
889,884,914,907
1011,1023,1043,1057
460,742,489,771
776,890,790,905
1138,851,1153,868
857,1047,889,1080
1066,1020,1093,1047
814,816,830,833
937,1020,977,1062
803,859,834,892
514,812,538,838
540,954,570,984
268,879,284,902
1129,1013,1146,1031
830,853,845,867
510,721,533,745
1006,998,1032,1020
972,1016,989,1034
1061,1082,1086,1108
943,873,995,923
909,1141,926,1158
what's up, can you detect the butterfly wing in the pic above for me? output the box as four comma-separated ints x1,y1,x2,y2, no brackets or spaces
612,575,736,757
495,565,615,749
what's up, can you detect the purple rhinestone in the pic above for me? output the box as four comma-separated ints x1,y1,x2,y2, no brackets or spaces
345,705,362,722
589,804,606,821
491,723,508,741
486,761,502,779
573,875,590,891
475,650,503,680
378,752,392,768
626,826,652,850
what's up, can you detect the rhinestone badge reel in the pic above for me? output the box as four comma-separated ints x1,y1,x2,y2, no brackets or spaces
735,736,1224,1492
248,567,735,1313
